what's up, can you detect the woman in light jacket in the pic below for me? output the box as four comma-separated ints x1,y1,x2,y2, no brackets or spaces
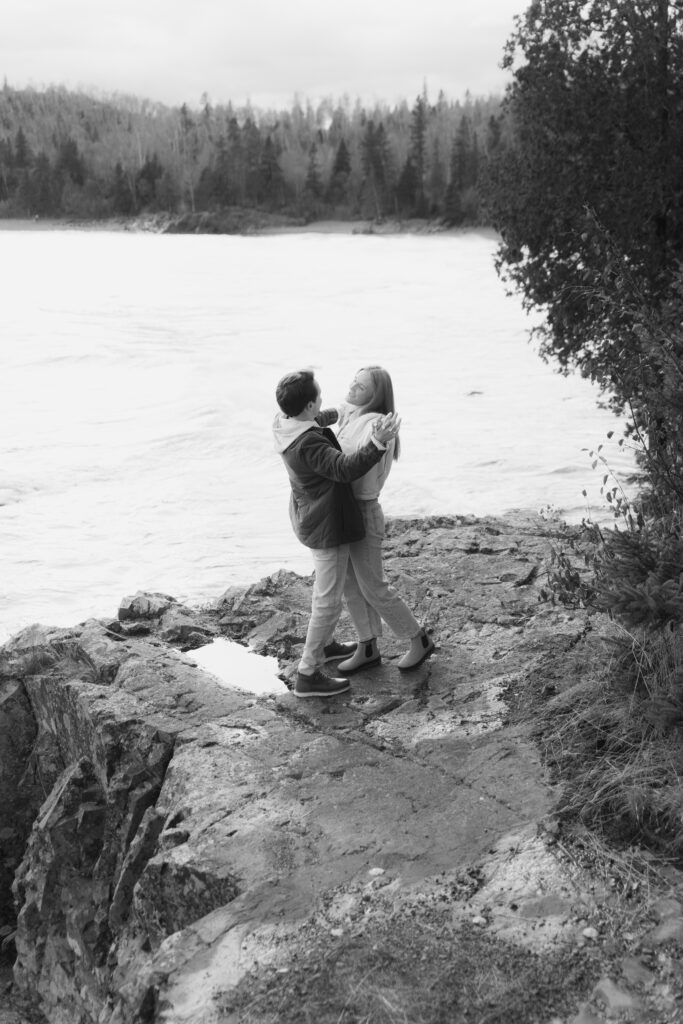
333,365,435,673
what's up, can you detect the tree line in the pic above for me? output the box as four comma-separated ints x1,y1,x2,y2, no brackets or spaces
0,83,503,224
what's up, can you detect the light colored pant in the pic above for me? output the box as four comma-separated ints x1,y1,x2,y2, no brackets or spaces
299,544,350,675
344,499,420,641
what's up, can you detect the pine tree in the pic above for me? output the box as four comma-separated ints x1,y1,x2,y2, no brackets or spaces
361,120,391,219
210,134,232,205
177,103,199,211
395,158,418,215
452,116,474,191
326,138,351,206
0,136,13,200
135,154,163,208
242,118,263,204
427,137,447,214
111,161,135,214
30,152,57,215
486,114,502,153
304,143,323,198
56,137,86,186
332,137,351,176
14,127,31,168
408,95,428,215
258,135,286,207
226,118,244,203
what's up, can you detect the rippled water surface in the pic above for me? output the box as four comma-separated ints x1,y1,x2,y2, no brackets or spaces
0,225,634,642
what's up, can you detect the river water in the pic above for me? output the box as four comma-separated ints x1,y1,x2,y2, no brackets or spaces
0,224,633,643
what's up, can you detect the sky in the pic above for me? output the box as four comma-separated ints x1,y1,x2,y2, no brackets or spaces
1,0,525,110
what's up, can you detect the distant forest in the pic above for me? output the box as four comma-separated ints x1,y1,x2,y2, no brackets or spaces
0,83,504,225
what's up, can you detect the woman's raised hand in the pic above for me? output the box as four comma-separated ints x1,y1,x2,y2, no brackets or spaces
373,412,401,445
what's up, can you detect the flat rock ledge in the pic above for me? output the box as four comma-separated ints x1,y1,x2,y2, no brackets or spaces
0,512,681,1024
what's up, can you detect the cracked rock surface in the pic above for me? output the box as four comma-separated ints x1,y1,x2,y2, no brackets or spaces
1,512,681,1023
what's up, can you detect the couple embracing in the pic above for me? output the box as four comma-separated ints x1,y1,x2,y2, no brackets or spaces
273,366,435,698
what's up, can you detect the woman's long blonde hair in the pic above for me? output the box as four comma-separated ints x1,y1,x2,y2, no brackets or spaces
358,365,400,460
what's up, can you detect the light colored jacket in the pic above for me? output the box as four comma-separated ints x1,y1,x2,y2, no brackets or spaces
335,403,395,499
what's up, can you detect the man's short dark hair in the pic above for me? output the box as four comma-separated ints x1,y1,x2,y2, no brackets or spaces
276,370,318,416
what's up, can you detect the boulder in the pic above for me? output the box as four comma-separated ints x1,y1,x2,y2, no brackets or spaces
118,592,179,622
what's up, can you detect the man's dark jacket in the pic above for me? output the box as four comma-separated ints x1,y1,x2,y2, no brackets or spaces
273,408,385,549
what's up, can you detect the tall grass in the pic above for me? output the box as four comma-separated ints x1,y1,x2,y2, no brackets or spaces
539,625,683,862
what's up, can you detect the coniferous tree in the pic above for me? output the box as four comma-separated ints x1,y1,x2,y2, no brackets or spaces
395,157,418,216
427,137,447,214
444,135,463,225
28,152,57,215
15,168,32,214
326,138,351,206
210,134,232,205
443,176,464,224
14,127,31,169
302,143,324,218
194,165,214,210
361,120,392,218
408,94,428,215
177,103,199,211
226,117,244,203
0,137,13,200
242,118,263,203
156,168,180,211
258,135,286,207
485,114,502,154
444,115,480,223
453,116,475,190
56,137,85,186
135,153,163,208
304,143,323,197
111,161,135,214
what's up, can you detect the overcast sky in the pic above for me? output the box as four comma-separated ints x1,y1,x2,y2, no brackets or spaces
1,0,525,110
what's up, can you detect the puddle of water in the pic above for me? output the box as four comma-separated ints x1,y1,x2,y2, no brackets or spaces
187,638,287,696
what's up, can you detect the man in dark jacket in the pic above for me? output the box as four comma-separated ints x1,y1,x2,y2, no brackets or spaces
273,369,399,697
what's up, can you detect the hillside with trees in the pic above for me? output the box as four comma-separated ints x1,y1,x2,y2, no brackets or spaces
0,82,503,225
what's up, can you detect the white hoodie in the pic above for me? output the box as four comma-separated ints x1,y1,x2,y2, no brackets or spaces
272,412,316,454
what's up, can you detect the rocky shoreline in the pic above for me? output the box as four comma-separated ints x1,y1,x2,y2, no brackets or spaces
1,511,681,1023
0,210,485,238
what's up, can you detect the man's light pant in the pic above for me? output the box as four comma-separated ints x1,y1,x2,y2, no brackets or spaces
299,544,350,675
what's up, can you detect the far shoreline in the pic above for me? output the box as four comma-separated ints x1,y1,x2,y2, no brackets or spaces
0,213,500,242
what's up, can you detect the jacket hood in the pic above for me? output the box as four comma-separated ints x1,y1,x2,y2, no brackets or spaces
272,412,317,453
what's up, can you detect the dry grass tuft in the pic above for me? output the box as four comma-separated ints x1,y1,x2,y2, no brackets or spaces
540,624,683,861
218,913,596,1024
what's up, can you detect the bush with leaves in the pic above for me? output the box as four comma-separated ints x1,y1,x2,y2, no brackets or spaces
540,230,683,632
484,0,683,418
486,0,683,863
